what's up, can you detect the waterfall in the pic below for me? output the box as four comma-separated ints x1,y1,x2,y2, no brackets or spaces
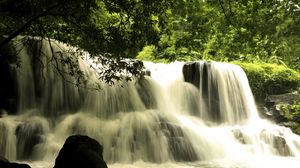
0,37,300,167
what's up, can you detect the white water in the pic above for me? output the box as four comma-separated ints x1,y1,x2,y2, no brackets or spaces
1,38,300,168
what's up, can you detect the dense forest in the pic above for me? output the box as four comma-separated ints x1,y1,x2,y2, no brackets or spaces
1,0,299,66
1,0,300,96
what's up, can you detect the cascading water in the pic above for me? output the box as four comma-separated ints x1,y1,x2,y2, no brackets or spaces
1,37,300,168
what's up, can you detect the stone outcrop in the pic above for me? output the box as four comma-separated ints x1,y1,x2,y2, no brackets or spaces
182,62,201,89
182,61,220,122
53,135,107,168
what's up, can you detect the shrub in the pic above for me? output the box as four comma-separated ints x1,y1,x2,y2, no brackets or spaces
280,102,300,134
137,45,169,63
233,61,300,100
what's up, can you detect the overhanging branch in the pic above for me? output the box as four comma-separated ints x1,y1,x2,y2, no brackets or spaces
0,2,65,49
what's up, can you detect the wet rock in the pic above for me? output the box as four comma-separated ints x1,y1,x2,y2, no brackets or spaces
15,118,48,160
0,48,17,114
144,69,151,76
266,93,300,105
0,156,31,168
183,61,220,122
232,129,248,144
260,129,292,156
53,135,107,168
136,77,157,109
0,110,8,118
160,121,198,161
183,62,201,89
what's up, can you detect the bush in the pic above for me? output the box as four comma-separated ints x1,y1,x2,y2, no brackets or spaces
280,102,300,134
233,61,300,100
137,45,169,63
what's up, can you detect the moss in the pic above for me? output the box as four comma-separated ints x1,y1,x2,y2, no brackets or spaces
233,61,300,100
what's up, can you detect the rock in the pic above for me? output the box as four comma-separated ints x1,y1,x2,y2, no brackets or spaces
0,156,31,168
0,48,17,114
264,93,300,123
136,77,157,109
53,135,107,168
0,110,8,118
142,69,151,76
15,118,48,160
183,61,220,122
182,62,201,89
266,93,300,105
160,121,198,161
232,129,248,144
260,129,291,156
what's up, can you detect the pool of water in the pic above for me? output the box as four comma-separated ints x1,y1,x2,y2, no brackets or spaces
27,156,300,168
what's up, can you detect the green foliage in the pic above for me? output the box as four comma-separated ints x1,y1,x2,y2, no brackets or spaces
0,0,170,84
234,62,300,99
1,0,299,85
281,102,300,122
147,0,300,70
280,102,300,134
0,0,170,57
136,45,159,62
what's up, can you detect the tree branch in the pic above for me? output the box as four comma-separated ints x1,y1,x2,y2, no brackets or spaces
0,2,65,49
218,0,233,26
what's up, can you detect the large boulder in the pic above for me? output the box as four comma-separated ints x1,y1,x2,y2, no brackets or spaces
53,135,107,168
0,156,31,168
182,62,201,89
183,61,220,122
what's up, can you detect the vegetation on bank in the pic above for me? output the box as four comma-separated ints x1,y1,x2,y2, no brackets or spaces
233,62,300,100
280,102,300,134
137,46,300,101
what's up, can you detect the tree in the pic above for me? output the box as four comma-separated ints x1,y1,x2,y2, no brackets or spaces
0,0,170,83
142,0,300,68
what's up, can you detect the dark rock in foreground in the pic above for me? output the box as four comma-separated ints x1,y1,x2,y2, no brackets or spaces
0,156,31,168
53,135,107,168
